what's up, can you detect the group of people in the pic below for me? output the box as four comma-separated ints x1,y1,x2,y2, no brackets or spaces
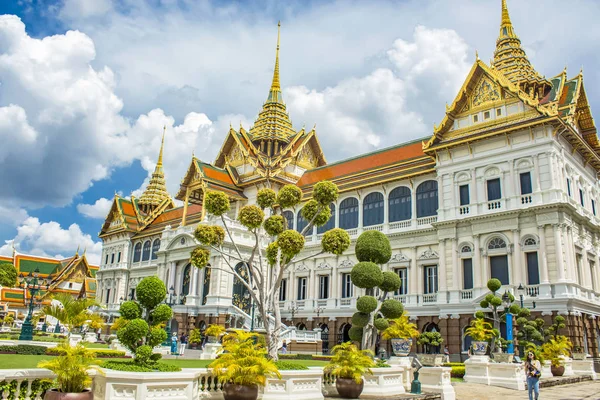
170,332,189,356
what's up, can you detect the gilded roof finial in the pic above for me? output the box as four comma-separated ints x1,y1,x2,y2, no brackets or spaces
501,0,514,36
157,126,166,167
266,21,282,104
475,50,479,60
75,245,80,256
139,126,171,210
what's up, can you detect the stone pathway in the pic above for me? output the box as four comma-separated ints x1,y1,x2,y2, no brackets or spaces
454,380,600,399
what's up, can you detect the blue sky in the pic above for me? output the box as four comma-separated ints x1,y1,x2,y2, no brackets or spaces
0,0,599,263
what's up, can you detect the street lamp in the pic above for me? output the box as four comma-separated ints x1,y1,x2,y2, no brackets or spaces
517,284,525,308
502,291,514,354
288,302,299,320
18,268,49,341
314,307,324,318
163,286,176,345
244,291,256,332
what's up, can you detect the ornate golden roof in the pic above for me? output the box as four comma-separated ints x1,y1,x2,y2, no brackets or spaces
491,0,549,90
248,22,296,146
138,127,171,211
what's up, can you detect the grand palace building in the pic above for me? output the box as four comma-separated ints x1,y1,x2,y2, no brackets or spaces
96,1,600,358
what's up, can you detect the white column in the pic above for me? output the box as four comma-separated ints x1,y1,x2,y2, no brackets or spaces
411,188,417,225
331,260,338,304
512,229,522,285
115,278,122,303
438,175,445,217
168,262,176,290
470,169,478,204
409,247,418,295
450,173,457,218
533,154,542,192
554,224,566,281
189,267,199,297
451,239,459,290
439,239,447,292
508,160,516,200
473,235,482,288
538,225,549,283
565,227,577,282
582,254,593,289
358,196,364,230
383,192,389,228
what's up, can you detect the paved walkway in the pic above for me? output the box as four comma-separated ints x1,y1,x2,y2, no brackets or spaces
454,380,600,399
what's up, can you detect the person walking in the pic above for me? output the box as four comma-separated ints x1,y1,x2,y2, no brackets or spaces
179,333,188,356
443,345,450,363
281,341,287,354
525,351,541,400
170,332,178,355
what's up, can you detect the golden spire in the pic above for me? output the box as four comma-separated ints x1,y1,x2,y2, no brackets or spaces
267,21,282,103
249,21,296,148
492,0,548,89
138,127,171,212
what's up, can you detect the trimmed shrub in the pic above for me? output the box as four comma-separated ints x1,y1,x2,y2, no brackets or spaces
313,181,339,205
119,301,141,320
194,225,225,246
379,271,401,293
136,276,167,310
101,360,181,372
257,188,277,209
374,318,390,331
351,312,370,328
274,361,309,370
266,241,290,266
380,299,404,319
278,230,305,257
191,247,210,268
204,191,230,216
348,326,364,342
355,231,392,264
238,205,264,229
350,262,383,289
150,304,173,325
356,296,378,313
301,200,331,227
277,185,302,208
487,278,502,293
0,345,47,355
321,228,350,255
264,215,286,236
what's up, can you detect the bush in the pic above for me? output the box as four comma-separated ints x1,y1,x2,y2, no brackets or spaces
355,231,391,264
351,312,370,328
379,271,401,293
313,181,339,205
278,230,305,257
257,188,277,209
380,299,404,319
348,326,364,342
374,318,389,331
101,360,181,372
136,276,167,310
238,205,264,229
150,304,173,325
449,366,465,378
351,262,383,289
45,347,127,358
119,301,142,320
321,228,350,255
194,225,225,246
0,345,47,355
301,200,331,227
487,278,502,293
264,215,286,236
277,185,302,208
266,241,290,266
356,296,378,313
204,191,230,216
274,361,309,370
191,247,210,268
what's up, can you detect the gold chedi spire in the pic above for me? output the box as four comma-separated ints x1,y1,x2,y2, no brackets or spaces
139,126,170,212
249,21,296,154
492,0,548,90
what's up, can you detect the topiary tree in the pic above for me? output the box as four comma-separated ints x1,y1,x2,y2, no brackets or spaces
190,181,350,360
349,231,402,352
116,276,172,366
0,263,17,288
477,278,518,354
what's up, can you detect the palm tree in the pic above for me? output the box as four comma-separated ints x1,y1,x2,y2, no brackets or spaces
41,293,99,334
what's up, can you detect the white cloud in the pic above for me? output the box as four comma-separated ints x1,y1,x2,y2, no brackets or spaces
0,205,29,226
59,0,113,20
0,217,102,264
77,197,112,219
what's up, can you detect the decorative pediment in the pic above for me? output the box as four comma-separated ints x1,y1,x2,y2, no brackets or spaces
317,262,331,270
471,77,501,107
389,253,410,263
295,264,309,272
418,249,439,260
339,259,354,268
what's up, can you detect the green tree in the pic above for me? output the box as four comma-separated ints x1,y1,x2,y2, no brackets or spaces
478,279,521,354
0,263,17,287
349,231,402,351
41,293,99,334
190,181,350,360
116,276,172,366
3,314,14,326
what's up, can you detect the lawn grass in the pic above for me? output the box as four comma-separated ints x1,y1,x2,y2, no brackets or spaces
0,354,328,369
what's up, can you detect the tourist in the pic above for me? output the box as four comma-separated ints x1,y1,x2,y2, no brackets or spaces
443,345,450,363
525,351,541,400
171,332,178,355
179,333,188,356
281,341,287,354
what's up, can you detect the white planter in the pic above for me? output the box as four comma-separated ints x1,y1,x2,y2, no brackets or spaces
541,360,552,378
572,359,597,380
69,334,83,347
200,343,222,360
417,354,445,367
263,370,323,400
387,356,413,391
390,338,412,357
472,341,488,356
572,352,587,360
464,356,490,385
418,367,455,400
361,367,406,398
488,362,525,390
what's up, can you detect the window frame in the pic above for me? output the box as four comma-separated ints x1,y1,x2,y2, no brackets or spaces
486,178,502,201
341,273,353,298
423,265,438,294
459,184,470,206
297,277,307,300
319,275,330,299
388,186,412,222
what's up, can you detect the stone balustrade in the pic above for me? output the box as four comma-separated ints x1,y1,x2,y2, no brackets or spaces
262,369,324,400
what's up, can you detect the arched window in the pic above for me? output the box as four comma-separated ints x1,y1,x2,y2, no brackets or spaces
488,238,507,250
363,192,384,227
317,203,336,234
461,245,472,254
339,198,359,230
182,263,191,297
389,187,411,222
296,211,308,234
133,243,142,263
232,262,251,314
416,180,438,218
282,211,294,230
151,239,160,260
141,241,151,261
524,237,537,247
462,325,472,353
202,267,211,305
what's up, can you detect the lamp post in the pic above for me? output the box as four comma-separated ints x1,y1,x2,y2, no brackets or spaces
502,291,514,354
288,301,299,321
314,307,324,318
244,292,256,332
163,286,176,345
517,283,525,308
18,268,48,341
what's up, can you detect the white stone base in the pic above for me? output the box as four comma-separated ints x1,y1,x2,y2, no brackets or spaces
572,359,597,380
464,356,490,385
263,370,324,400
541,360,552,378
488,363,525,390
84,332,98,343
387,356,413,391
419,367,455,400
109,339,132,357
361,367,406,398
69,334,83,347
199,343,222,360
561,357,575,376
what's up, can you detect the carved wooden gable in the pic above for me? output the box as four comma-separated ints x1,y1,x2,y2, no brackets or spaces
296,143,318,169
471,77,501,108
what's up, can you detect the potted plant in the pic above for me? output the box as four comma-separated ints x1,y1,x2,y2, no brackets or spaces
324,341,374,399
209,330,280,400
381,314,419,357
541,336,572,376
189,328,202,350
417,331,444,366
464,318,496,356
205,324,226,343
494,338,514,363
572,345,587,360
37,341,97,399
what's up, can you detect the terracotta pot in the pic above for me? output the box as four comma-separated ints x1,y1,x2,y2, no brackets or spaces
550,365,565,377
335,378,364,399
43,389,93,400
223,383,258,400
390,338,412,357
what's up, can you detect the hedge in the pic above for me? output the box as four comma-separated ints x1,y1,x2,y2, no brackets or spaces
45,348,127,358
0,345,47,355
443,364,465,378
101,360,181,372
274,361,309,370
277,354,332,361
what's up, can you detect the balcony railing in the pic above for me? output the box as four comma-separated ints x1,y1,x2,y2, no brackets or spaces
421,293,437,304
459,206,470,215
526,285,539,297
487,200,502,210
521,194,533,205
389,220,411,230
340,298,352,307
363,224,384,232
417,216,438,226
460,289,473,301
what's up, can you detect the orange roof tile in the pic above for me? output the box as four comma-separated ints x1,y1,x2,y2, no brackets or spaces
120,200,136,217
148,204,203,226
297,139,427,187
